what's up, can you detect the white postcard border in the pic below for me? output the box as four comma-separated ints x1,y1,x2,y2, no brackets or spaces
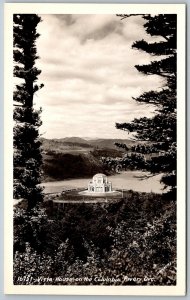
4,3,186,296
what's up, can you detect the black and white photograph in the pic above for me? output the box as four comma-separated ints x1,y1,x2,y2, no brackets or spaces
4,3,186,296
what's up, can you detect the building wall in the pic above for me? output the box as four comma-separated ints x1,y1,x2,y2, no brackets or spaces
88,181,112,193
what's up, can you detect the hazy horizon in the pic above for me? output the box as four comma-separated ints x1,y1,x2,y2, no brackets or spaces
41,135,136,141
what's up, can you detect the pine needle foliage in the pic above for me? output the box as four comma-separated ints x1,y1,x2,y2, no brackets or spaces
116,15,177,192
13,14,44,209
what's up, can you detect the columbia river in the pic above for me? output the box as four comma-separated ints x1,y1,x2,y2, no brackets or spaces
41,171,164,194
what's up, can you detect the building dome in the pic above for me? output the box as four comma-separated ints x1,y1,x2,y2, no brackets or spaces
93,173,106,178
92,173,107,185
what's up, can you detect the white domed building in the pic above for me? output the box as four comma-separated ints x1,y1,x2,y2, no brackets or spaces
88,173,112,193
79,173,121,197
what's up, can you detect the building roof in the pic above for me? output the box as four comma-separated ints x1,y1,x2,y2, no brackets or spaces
93,173,107,179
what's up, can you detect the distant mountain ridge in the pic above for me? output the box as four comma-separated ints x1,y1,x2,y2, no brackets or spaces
40,136,138,152
54,137,88,143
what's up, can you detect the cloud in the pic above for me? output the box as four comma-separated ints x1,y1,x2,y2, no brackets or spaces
35,14,164,139
53,14,123,43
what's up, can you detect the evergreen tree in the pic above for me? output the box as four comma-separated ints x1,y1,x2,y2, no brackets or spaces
116,14,177,192
13,14,44,209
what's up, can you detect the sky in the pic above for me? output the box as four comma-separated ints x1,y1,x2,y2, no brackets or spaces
35,14,165,139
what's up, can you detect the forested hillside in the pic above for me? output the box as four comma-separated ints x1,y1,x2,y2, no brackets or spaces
42,152,106,181
41,137,153,181
14,191,176,285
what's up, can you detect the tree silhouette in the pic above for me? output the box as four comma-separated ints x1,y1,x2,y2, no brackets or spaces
13,14,44,209
116,14,177,192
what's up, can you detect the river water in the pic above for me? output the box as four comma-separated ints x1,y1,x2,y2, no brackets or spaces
41,171,164,194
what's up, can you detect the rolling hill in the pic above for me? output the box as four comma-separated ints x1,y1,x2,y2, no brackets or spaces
41,137,137,154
